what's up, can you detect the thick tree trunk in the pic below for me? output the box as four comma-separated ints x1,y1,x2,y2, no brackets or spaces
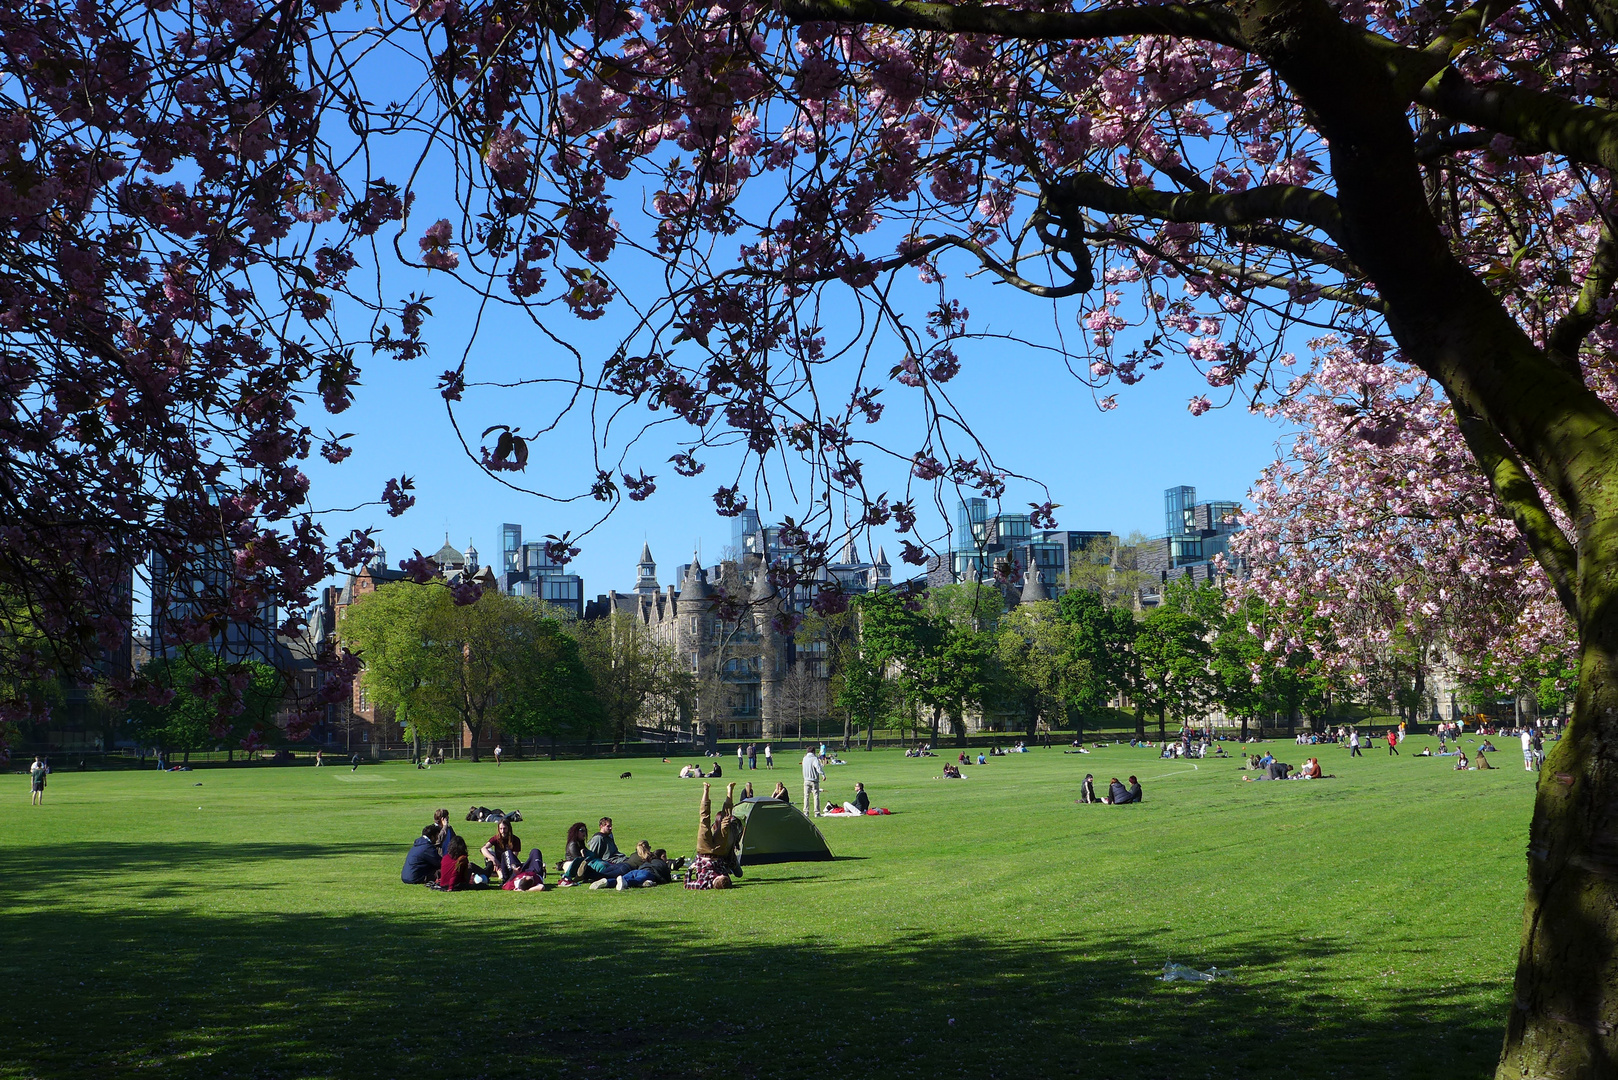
1496,628,1618,1078
466,718,480,762
1135,706,1146,741
1158,705,1167,742
930,704,940,746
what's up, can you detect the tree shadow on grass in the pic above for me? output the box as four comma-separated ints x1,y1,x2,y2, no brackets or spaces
3,896,1509,1080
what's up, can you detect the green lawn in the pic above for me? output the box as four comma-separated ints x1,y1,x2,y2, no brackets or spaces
2,737,1535,1079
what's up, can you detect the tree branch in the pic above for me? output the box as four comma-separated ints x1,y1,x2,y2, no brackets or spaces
778,0,1249,49
1455,412,1581,618
1227,223,1360,277
1049,174,1345,241
1546,217,1618,376
1187,256,1389,313
1413,129,1496,163
1414,68,1618,174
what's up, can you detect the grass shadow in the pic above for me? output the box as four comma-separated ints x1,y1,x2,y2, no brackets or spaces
2,897,1507,1079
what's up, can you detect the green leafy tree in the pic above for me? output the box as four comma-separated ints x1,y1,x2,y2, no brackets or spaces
1134,607,1214,742
1057,588,1140,732
995,601,1089,738
570,611,683,751
339,581,454,754
128,651,284,760
833,628,889,751
856,589,939,743
507,612,602,757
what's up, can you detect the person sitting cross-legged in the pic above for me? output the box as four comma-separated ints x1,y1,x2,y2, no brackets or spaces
482,819,522,884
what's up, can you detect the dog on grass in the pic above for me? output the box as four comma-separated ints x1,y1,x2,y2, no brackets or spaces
619,771,632,779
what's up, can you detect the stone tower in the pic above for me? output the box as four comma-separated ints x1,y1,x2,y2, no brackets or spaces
635,542,658,596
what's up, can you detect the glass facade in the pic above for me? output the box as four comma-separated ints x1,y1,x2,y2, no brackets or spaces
1165,485,1197,537
501,523,523,572
503,528,585,616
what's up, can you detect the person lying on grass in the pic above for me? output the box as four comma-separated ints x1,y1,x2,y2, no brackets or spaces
685,782,740,891
608,842,682,890
503,849,548,891
482,820,522,884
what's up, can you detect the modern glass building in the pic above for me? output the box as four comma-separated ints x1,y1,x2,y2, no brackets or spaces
497,522,585,616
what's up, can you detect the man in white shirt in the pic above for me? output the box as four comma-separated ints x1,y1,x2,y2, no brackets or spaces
801,748,825,817
1521,728,1535,771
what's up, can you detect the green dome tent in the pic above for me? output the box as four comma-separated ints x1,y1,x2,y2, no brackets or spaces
734,798,834,865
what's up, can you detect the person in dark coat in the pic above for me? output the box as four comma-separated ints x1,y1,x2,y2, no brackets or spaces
1078,774,1099,804
1126,776,1143,803
1105,777,1129,804
402,828,441,884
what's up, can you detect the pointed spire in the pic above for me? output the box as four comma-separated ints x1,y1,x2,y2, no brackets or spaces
875,545,889,566
639,541,654,565
837,538,858,565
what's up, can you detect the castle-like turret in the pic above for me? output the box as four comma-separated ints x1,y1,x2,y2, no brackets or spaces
635,542,658,596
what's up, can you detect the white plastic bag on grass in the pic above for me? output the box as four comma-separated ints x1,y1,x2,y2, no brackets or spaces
1159,962,1220,982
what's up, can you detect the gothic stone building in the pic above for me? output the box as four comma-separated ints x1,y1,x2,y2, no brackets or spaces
585,542,891,740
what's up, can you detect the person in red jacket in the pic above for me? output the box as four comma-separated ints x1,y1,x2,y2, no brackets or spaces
1386,729,1400,756
438,835,472,891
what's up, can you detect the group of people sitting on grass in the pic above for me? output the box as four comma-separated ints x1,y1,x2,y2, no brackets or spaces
903,744,937,758
1076,774,1144,803
1241,754,1330,780
400,783,753,893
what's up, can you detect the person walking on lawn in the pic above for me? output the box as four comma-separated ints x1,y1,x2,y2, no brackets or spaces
1349,730,1363,757
1386,729,1400,756
29,756,46,806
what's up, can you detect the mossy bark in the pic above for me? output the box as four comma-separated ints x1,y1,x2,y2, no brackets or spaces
1496,574,1618,1078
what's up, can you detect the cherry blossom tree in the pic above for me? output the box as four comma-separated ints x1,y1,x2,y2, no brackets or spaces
7,0,1618,1070
1230,347,1577,710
